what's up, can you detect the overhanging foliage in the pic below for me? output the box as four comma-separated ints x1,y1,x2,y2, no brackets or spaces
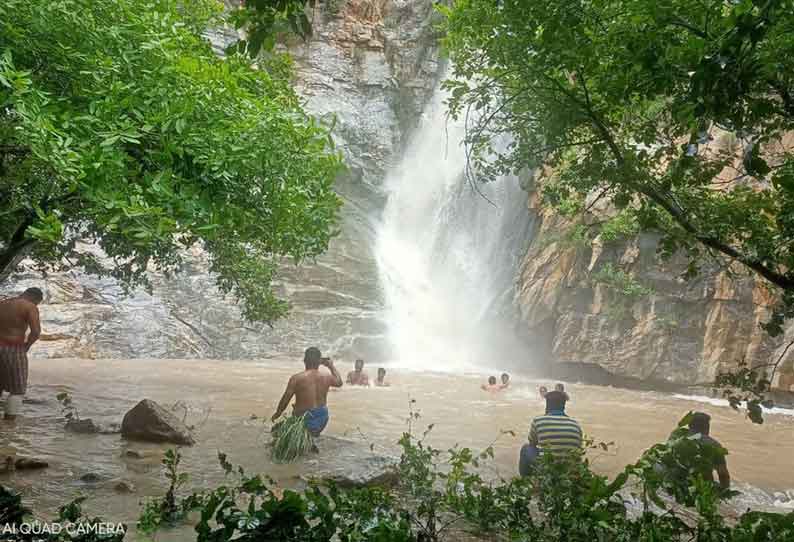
0,0,343,323
441,0,794,333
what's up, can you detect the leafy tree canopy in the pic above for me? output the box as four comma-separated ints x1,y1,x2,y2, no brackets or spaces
440,0,794,333
225,0,315,58
1,0,342,323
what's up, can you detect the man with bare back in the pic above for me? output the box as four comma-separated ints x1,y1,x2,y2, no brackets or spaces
0,287,43,420
271,346,343,435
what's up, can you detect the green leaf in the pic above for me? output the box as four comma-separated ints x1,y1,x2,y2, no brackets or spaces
101,135,120,146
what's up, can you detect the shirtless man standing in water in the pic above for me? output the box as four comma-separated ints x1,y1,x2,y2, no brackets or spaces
346,358,369,386
0,287,43,420
271,347,343,435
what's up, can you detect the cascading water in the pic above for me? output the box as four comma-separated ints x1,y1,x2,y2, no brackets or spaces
374,86,535,372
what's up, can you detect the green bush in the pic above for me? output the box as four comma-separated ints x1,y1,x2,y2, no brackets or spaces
4,412,793,542
1,0,342,323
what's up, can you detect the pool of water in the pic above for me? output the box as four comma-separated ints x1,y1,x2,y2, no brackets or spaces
2,357,793,535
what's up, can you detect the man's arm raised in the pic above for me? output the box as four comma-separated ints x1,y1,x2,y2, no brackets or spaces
271,376,296,422
323,358,343,388
25,304,41,352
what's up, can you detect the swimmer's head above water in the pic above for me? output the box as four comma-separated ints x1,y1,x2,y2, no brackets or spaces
544,390,568,413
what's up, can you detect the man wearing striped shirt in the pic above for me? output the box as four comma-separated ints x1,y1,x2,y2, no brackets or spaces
519,390,583,476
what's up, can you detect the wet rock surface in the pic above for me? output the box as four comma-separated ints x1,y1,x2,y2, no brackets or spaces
0,0,442,364
79,472,102,483
311,453,399,488
516,180,794,387
65,418,121,435
298,436,398,488
121,399,196,446
13,456,49,470
111,480,136,494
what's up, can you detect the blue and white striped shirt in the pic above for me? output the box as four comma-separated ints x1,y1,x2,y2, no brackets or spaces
529,411,583,455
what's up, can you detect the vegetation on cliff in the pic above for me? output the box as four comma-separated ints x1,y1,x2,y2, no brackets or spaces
0,0,342,323
440,0,794,323
440,0,794,407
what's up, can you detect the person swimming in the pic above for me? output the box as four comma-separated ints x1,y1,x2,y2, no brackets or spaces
346,359,370,386
500,373,510,389
271,348,343,436
375,367,389,387
481,376,501,392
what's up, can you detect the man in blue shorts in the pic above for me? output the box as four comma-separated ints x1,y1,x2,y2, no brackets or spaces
271,347,343,436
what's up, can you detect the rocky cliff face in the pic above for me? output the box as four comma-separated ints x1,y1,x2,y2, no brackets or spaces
13,0,790,391
515,175,794,390
1,0,443,361
290,0,442,188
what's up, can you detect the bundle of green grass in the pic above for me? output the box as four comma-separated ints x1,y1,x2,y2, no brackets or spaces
271,414,315,463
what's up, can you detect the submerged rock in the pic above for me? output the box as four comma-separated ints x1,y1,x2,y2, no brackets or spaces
22,397,49,405
79,472,102,483
66,418,122,435
123,449,145,459
14,456,49,470
101,422,122,434
299,436,398,488
121,399,195,446
65,418,101,434
314,454,399,488
112,480,136,494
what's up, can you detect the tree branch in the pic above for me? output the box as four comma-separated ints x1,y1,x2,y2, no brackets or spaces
571,69,794,291
0,216,36,283
0,144,30,157
664,17,710,39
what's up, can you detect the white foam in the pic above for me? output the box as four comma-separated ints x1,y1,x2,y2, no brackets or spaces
373,82,532,373
672,394,794,417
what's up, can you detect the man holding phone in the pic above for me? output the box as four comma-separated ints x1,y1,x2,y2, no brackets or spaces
271,346,343,436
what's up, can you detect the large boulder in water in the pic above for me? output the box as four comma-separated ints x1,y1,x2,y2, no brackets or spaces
121,399,195,445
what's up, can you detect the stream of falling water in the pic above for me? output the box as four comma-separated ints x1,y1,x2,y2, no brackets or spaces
374,86,533,372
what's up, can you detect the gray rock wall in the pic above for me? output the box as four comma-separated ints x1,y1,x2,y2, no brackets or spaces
1,0,443,361
514,179,794,390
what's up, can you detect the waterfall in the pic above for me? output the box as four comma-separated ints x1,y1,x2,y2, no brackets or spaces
374,86,535,372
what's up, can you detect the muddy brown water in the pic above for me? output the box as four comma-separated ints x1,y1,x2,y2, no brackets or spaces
2,358,793,538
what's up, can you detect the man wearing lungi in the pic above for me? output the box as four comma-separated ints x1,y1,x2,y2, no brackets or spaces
0,287,43,420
